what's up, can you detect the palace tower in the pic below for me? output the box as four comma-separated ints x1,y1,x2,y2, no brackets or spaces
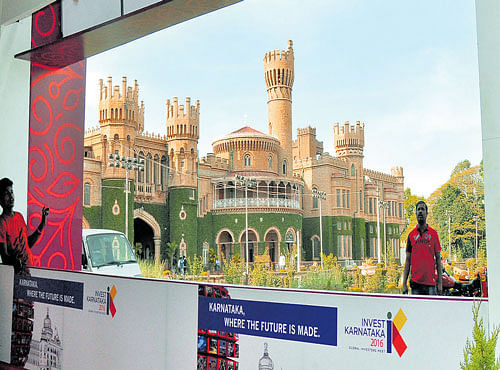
264,40,294,177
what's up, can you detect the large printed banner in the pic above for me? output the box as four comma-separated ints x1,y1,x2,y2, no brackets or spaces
197,285,489,370
0,266,197,369
0,265,489,369
198,296,338,346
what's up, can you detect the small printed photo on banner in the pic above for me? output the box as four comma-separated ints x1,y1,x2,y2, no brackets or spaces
197,355,207,370
219,340,226,356
197,284,338,369
198,285,240,369
218,358,227,370
198,335,207,352
11,298,34,367
208,356,217,370
209,338,217,354
25,303,64,370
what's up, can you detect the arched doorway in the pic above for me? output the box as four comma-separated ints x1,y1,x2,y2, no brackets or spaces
240,229,258,263
134,218,154,260
217,230,234,262
133,208,162,262
264,228,281,263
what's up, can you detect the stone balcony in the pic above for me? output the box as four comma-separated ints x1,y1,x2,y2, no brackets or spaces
214,197,300,210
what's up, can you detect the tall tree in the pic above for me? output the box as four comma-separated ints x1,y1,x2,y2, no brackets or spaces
427,161,484,259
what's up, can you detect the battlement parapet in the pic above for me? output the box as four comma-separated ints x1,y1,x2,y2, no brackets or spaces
391,166,404,178
264,40,294,63
363,168,402,184
334,120,365,157
166,97,200,120
99,76,139,103
294,153,346,168
200,153,230,169
137,131,167,142
333,120,365,137
166,97,200,140
84,126,100,136
297,126,316,136
263,49,293,63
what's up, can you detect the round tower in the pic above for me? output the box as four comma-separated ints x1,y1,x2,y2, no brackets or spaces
166,97,200,188
264,40,294,177
98,76,145,180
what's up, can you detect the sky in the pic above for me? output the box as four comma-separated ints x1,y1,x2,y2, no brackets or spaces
84,0,482,198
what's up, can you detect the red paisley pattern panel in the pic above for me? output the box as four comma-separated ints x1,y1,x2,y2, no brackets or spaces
28,1,85,271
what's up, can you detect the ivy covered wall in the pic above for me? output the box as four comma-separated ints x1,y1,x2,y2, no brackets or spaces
168,188,198,258
196,211,302,258
101,179,135,240
82,205,101,229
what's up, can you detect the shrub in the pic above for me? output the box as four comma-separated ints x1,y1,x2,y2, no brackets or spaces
461,302,500,369
139,259,165,278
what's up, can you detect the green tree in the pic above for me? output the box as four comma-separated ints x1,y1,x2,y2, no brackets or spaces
400,188,425,244
428,161,485,259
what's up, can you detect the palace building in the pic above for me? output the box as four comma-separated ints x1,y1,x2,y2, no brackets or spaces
82,40,405,265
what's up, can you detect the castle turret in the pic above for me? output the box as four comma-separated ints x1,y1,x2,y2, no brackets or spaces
334,121,365,216
333,120,365,158
293,126,324,160
98,76,145,180
98,76,144,132
166,97,200,188
264,40,294,177
166,97,200,262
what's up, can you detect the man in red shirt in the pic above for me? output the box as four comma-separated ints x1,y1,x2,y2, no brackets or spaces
402,200,443,295
0,178,49,275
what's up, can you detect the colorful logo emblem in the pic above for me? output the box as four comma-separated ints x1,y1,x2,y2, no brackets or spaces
108,285,117,318
387,308,407,357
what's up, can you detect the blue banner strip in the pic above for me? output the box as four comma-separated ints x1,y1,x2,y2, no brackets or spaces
198,296,337,346
14,275,84,310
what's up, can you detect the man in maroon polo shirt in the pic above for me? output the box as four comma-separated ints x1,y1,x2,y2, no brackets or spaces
402,200,443,295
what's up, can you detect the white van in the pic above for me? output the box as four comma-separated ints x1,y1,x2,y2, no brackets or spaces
82,229,142,277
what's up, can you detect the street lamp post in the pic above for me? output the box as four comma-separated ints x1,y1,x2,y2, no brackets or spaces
366,176,382,263
379,201,389,265
312,188,327,268
445,210,452,260
108,154,144,239
235,175,257,276
375,188,381,264
473,215,479,259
